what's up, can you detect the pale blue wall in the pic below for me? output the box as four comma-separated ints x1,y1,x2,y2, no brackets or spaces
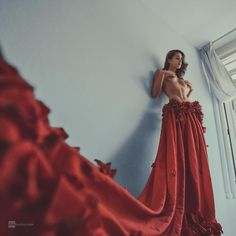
0,0,235,234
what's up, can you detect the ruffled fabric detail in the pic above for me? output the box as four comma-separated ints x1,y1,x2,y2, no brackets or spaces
162,98,207,133
94,159,117,178
184,212,223,236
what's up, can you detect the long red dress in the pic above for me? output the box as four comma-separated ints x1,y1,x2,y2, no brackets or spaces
137,99,222,235
0,52,223,236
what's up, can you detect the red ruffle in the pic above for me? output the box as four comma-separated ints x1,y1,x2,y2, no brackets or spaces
94,159,117,178
163,99,207,133
186,212,223,236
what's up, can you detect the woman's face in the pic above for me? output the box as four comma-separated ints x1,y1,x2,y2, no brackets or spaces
168,52,183,69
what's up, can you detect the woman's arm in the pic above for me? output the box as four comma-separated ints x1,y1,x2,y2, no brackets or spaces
151,69,165,98
186,89,193,98
185,80,193,97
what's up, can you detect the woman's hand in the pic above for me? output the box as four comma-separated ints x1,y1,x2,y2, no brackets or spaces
184,80,193,91
162,70,176,78
185,80,193,97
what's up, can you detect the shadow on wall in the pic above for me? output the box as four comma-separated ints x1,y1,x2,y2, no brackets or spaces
110,70,168,198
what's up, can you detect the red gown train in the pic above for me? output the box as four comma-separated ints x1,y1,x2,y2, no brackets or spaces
0,52,223,236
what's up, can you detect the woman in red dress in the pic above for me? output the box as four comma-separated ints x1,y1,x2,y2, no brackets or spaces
138,49,223,235
0,49,223,235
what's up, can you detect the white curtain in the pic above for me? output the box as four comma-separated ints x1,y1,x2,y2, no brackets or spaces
199,41,236,198
199,42,236,102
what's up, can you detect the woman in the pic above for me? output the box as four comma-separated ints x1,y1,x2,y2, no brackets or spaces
151,49,192,102
0,49,223,236
138,49,223,235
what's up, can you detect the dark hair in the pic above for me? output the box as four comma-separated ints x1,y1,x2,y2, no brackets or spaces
163,49,188,79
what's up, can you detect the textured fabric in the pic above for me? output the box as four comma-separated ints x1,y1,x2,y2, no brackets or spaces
138,99,222,235
0,53,223,235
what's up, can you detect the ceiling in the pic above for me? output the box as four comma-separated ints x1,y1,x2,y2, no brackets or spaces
140,0,236,48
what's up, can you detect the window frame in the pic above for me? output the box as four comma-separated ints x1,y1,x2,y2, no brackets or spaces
211,44,236,199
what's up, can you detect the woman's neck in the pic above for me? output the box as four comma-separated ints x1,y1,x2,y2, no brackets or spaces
168,65,177,73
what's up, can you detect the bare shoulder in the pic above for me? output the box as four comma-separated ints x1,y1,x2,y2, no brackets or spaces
153,68,163,79
154,68,162,75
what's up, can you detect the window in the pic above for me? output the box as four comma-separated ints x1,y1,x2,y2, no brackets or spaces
222,51,236,82
213,38,236,198
221,52,236,182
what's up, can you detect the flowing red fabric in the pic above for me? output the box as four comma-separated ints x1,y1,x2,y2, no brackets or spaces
0,52,223,236
138,99,222,235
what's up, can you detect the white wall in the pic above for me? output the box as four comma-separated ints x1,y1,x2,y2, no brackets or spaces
0,0,235,234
